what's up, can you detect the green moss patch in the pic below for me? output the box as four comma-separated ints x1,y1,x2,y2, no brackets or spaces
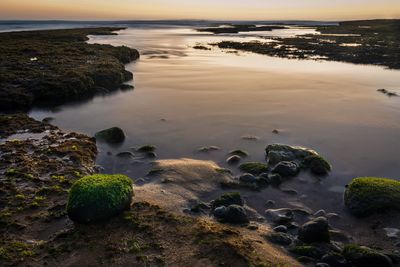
238,162,268,175
67,174,133,223
212,192,244,208
342,244,393,267
344,177,400,216
303,155,332,175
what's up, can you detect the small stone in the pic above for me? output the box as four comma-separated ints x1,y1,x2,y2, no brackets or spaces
321,253,349,267
298,217,330,243
145,152,157,158
314,209,326,217
269,173,282,186
265,232,292,246
239,173,257,183
316,263,330,267
384,228,400,239
265,200,275,207
226,155,241,165
116,151,135,158
272,129,279,134
265,208,294,224
95,127,125,144
273,225,288,233
271,161,299,177
137,145,156,153
213,206,227,218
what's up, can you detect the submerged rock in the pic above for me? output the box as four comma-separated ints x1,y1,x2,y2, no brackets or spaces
137,145,156,153
95,127,125,144
265,208,294,224
304,155,332,175
321,253,350,267
265,144,317,165
265,143,332,176
226,155,241,165
271,161,299,177
228,149,249,157
116,151,135,158
239,162,268,175
298,217,330,243
67,174,133,223
344,177,400,216
342,244,393,267
197,146,221,152
239,173,257,183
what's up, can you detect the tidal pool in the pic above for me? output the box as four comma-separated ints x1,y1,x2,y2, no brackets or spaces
30,25,400,247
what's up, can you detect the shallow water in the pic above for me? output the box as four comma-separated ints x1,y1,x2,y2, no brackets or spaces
30,25,400,246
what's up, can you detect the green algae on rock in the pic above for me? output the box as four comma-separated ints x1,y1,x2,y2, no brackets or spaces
67,174,133,223
238,162,268,175
0,27,139,111
95,127,125,144
344,177,400,216
304,155,332,175
342,244,393,267
212,192,244,208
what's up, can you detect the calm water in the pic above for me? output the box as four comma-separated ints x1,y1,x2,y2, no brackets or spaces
28,25,400,244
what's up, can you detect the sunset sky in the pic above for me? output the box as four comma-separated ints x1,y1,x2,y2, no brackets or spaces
0,0,399,21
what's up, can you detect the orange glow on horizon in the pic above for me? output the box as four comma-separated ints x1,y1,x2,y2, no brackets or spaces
0,0,399,21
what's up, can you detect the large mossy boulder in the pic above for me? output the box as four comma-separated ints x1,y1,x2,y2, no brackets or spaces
342,244,393,267
344,177,400,216
95,127,125,144
67,174,133,223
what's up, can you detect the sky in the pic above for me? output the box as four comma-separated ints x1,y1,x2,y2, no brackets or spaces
0,0,399,21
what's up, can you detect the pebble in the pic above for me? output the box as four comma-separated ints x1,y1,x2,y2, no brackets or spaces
314,209,326,217
239,173,257,183
226,155,241,165
265,200,275,207
384,228,400,239
273,225,288,233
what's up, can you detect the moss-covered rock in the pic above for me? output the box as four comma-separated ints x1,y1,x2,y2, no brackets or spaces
342,244,393,267
239,162,268,175
344,177,400,216
289,245,325,259
304,155,332,175
95,127,125,144
228,150,249,157
212,192,244,208
67,174,133,223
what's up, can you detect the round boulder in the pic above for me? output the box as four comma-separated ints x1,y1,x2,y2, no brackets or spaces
272,161,299,177
95,127,125,144
298,217,330,243
67,174,133,223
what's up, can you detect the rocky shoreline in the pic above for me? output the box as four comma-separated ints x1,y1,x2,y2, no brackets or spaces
0,28,139,111
202,20,400,70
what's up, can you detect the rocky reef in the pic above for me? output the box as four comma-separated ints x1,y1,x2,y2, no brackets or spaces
0,27,140,111
211,20,400,69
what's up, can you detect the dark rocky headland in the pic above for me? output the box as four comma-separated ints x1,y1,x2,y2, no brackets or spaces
0,28,139,111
